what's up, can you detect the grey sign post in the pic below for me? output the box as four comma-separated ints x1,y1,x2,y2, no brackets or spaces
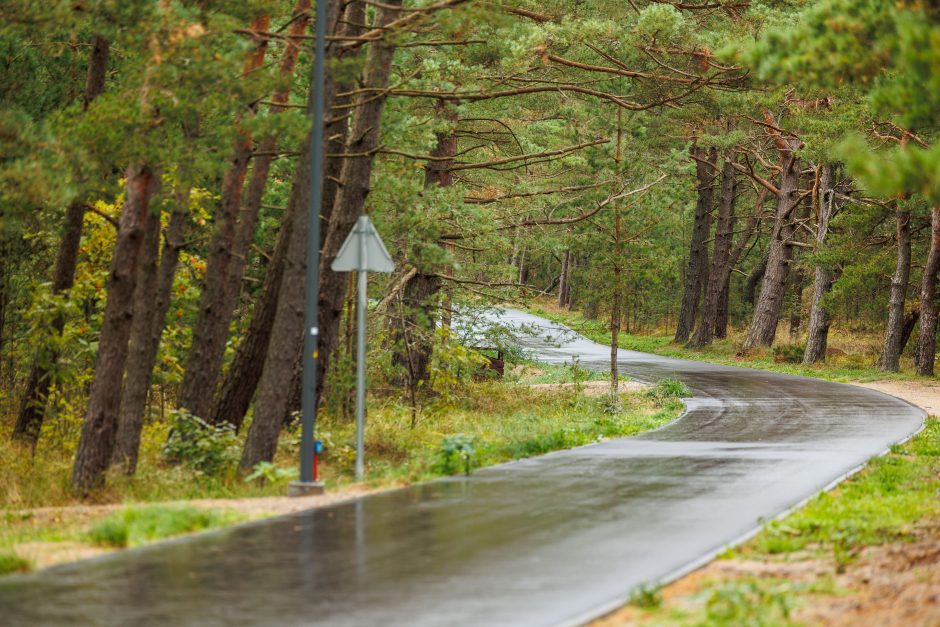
331,215,394,480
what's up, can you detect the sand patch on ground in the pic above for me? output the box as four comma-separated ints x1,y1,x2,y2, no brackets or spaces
854,379,940,417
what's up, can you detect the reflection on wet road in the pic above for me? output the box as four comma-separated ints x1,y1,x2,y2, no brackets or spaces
0,309,924,626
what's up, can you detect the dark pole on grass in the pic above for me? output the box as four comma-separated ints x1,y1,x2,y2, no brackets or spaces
291,0,327,496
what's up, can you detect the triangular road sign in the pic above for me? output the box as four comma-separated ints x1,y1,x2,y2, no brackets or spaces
331,215,395,273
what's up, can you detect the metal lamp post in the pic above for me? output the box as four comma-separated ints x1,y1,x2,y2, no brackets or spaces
288,0,328,497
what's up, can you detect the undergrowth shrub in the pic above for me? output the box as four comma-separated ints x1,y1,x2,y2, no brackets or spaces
162,410,239,476
646,378,691,404
435,433,478,476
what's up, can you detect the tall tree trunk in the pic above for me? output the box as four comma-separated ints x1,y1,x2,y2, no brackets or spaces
675,146,716,343
743,254,768,307
13,35,110,447
715,279,730,338
111,177,191,473
240,136,314,470
71,165,158,492
241,0,387,469
558,250,570,307
803,166,838,364
611,209,622,393
218,0,310,348
209,0,346,430
788,268,805,339
178,15,270,421
312,0,403,427
689,154,736,348
916,206,940,375
900,308,919,357
742,154,801,349
879,203,912,372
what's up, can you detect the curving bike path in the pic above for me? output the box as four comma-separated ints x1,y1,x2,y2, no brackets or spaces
0,309,925,626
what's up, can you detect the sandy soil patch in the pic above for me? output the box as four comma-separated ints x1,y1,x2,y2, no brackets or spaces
854,379,940,417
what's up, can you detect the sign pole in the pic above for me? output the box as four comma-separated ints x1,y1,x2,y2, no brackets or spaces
331,215,395,483
356,265,367,481
289,0,327,497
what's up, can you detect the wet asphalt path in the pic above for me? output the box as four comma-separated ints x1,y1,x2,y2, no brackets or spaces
0,309,925,626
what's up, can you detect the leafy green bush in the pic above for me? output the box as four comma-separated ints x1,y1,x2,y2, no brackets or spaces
705,580,795,625
245,461,298,484
772,344,805,364
162,409,239,476
435,433,478,476
629,582,662,609
646,378,691,403
86,506,239,548
0,553,30,576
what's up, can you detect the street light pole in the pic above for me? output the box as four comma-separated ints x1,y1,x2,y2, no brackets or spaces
290,0,327,496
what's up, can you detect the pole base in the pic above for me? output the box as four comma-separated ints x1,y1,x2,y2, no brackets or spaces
288,480,326,497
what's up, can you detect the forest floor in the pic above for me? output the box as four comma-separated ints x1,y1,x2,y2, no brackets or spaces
524,301,940,626
0,369,682,575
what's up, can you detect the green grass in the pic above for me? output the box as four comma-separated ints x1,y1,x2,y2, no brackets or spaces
527,305,925,383
85,505,241,548
316,381,683,487
0,552,30,575
618,418,939,624
747,418,940,562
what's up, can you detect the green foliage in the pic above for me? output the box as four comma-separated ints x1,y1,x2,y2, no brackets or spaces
0,553,30,576
628,582,663,609
435,434,478,476
428,328,490,407
245,462,298,484
704,580,796,626
86,505,239,548
771,344,804,364
646,378,691,404
162,410,239,477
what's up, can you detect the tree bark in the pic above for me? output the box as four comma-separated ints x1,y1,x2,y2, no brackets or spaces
744,254,768,307
313,0,403,426
742,153,802,349
689,154,736,348
558,250,570,307
803,165,838,364
209,0,347,430
13,35,110,447
241,0,377,469
611,207,622,393
675,145,716,343
879,204,912,372
71,165,157,492
178,15,270,421
715,279,730,338
111,179,191,473
916,206,940,376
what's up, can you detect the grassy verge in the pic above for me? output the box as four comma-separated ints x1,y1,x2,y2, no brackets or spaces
1,374,683,575
601,418,940,625
527,302,926,383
